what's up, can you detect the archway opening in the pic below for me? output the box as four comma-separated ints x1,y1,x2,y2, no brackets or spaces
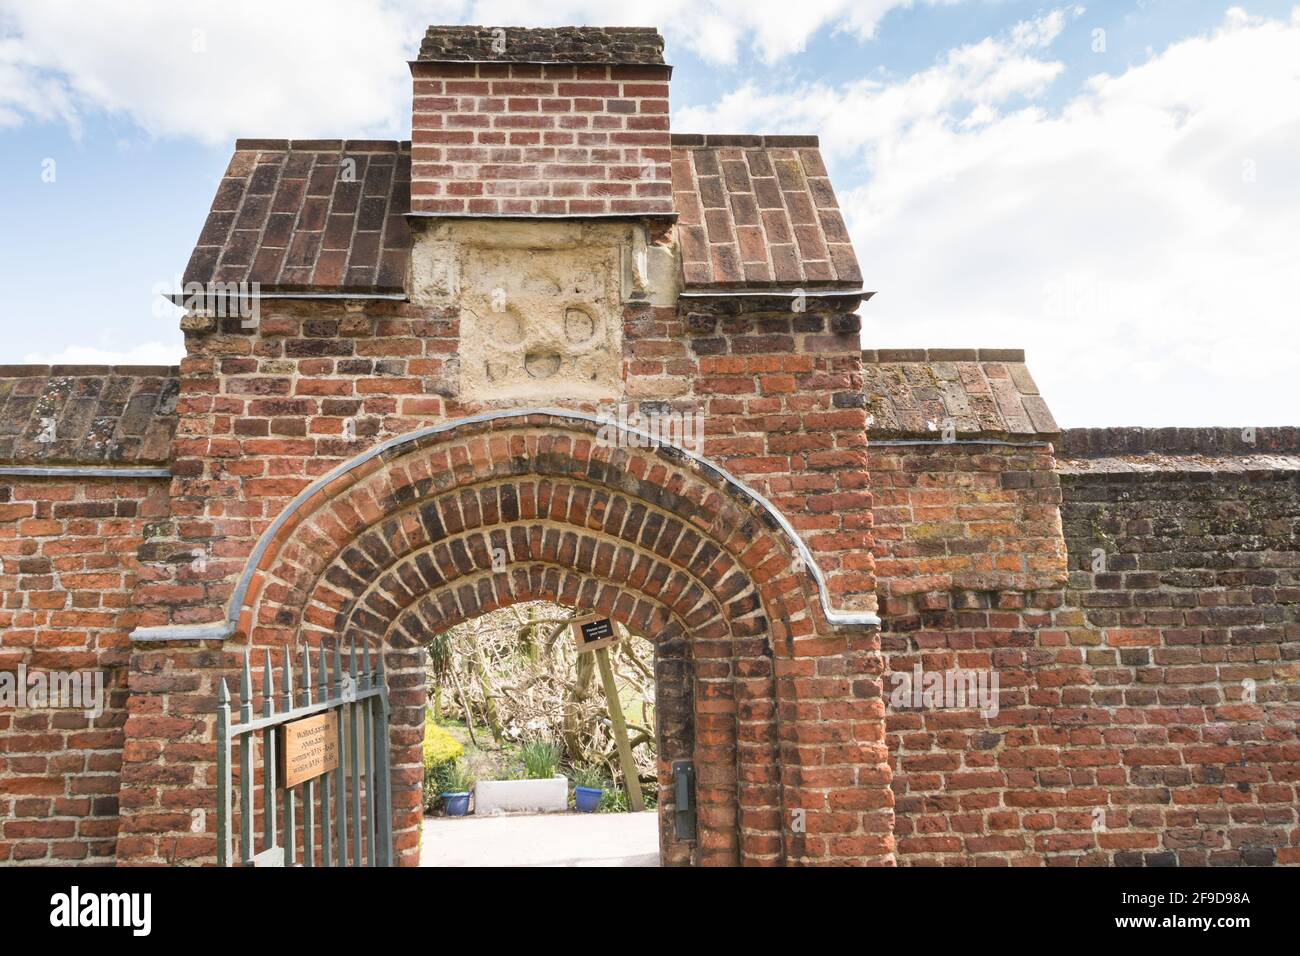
221,414,840,866
418,600,662,866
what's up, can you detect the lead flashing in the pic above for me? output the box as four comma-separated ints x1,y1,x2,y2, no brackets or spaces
0,466,172,479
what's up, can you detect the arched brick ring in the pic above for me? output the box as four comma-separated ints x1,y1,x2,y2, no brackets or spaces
257,476,775,753
233,414,845,647
333,531,738,649
331,496,753,639
247,448,806,643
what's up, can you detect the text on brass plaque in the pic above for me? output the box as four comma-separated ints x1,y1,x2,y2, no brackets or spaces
277,711,339,788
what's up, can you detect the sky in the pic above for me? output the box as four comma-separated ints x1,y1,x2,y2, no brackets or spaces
1,0,1297,427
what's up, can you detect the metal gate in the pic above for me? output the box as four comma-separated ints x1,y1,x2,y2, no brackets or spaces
215,640,393,866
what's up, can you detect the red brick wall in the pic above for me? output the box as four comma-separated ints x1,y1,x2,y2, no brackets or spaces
7,332,1290,870
673,302,876,614
872,442,1073,864
874,436,1300,866
410,61,672,216
0,475,169,863
1056,436,1300,866
5,336,1293,868
870,442,1066,608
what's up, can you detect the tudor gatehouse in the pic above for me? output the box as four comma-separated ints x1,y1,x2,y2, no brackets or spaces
0,25,1296,868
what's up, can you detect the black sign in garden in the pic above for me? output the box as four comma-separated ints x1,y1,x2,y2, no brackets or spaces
571,615,619,652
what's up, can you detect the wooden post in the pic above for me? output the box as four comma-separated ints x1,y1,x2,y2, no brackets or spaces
595,645,645,813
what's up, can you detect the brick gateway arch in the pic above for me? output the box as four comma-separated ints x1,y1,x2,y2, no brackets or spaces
2,25,1296,868
101,25,895,867
211,410,887,866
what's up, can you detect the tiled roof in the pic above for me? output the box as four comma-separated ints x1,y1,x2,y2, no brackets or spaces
0,366,179,467
182,134,862,297
182,140,412,296
671,134,862,291
418,26,666,64
863,349,1059,440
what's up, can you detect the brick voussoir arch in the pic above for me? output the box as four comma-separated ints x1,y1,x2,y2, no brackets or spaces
232,414,811,864
249,481,777,656
326,527,744,649
215,410,877,644
243,440,827,651
289,475,768,629
382,563,698,648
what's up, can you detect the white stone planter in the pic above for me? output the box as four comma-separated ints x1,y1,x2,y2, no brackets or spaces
473,775,568,814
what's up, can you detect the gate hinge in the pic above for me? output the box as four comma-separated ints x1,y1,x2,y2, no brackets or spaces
671,760,696,841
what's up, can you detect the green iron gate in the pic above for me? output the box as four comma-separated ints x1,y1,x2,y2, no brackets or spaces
215,640,394,866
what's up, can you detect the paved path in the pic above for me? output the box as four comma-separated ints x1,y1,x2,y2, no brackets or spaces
421,811,660,867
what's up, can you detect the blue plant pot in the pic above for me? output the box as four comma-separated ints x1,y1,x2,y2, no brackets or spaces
441,791,471,816
574,786,603,813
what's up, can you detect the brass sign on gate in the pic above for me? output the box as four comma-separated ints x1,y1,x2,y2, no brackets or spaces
570,614,620,654
277,711,339,788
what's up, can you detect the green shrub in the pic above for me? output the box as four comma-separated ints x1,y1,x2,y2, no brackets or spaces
423,714,464,769
422,711,466,811
423,763,446,810
598,785,628,813
520,739,560,779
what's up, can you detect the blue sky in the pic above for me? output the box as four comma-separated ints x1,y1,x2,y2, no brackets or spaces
2,1,1297,426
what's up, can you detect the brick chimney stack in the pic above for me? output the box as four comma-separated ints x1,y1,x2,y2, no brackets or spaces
409,26,673,217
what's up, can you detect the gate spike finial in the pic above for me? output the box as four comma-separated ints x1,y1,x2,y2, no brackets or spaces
303,645,313,706
263,649,275,715
217,677,230,705
240,651,253,720
282,648,294,707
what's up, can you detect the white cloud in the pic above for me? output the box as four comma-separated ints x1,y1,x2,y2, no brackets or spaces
666,0,949,63
0,0,961,144
675,10,1072,162
677,8,1300,426
23,342,186,367
0,35,78,130
0,1,418,144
